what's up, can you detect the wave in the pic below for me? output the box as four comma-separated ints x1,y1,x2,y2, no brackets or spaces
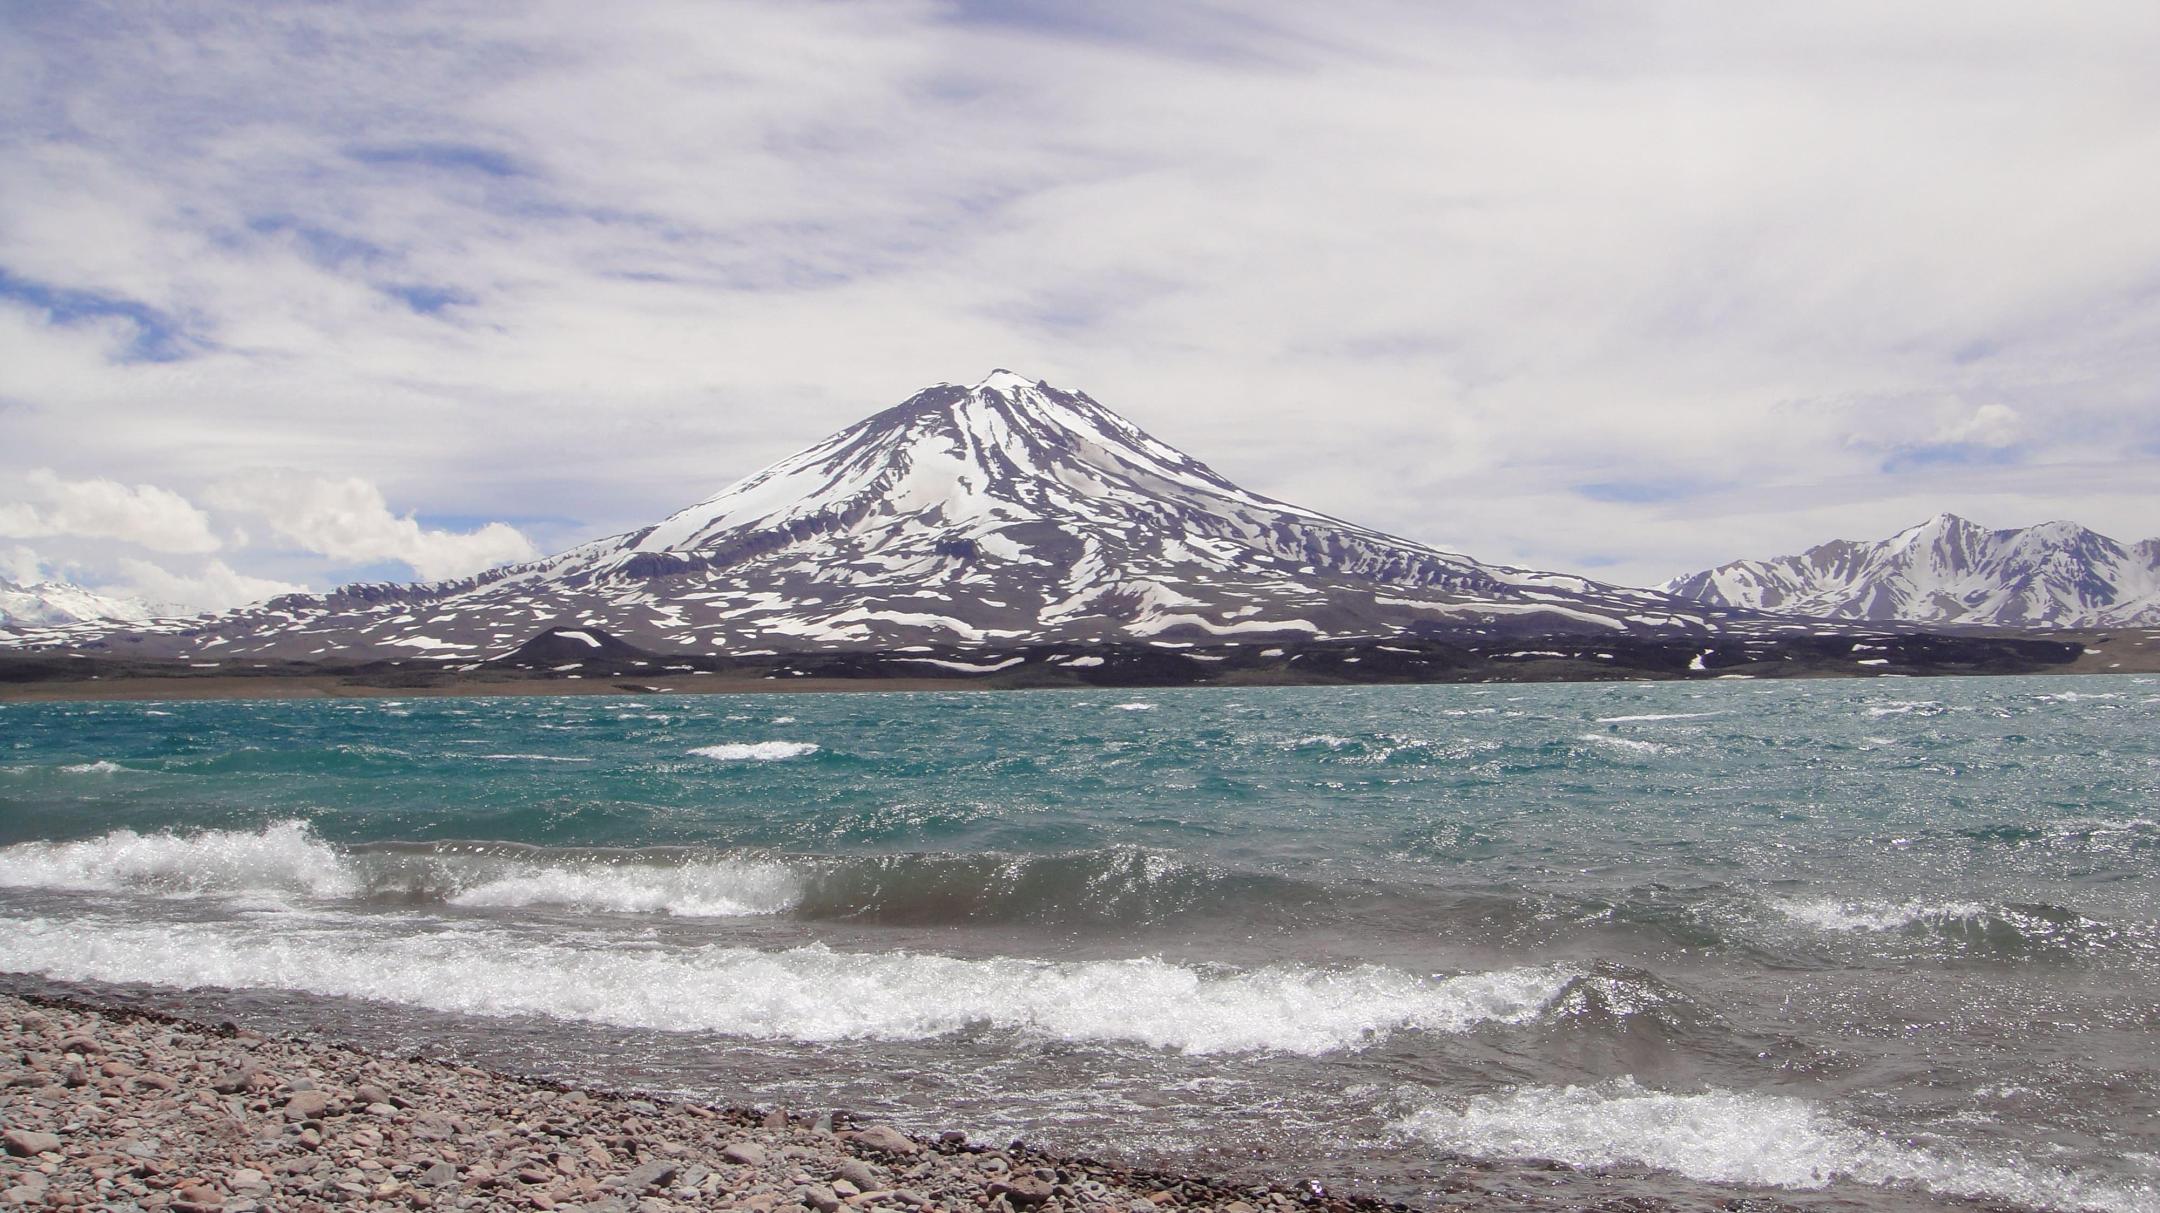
1865,700,1946,717
1576,734,1669,755
1395,1079,2155,1213
1770,897,2148,958
0,825,1317,929
1593,712,1722,724
0,916,1573,1055
59,760,125,774
0,824,797,916
0,821,357,898
791,848,1319,928
688,741,820,762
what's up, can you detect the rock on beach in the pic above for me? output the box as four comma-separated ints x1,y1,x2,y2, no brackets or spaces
0,992,1394,1212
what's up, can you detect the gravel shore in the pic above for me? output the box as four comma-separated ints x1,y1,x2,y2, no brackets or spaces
0,994,1397,1213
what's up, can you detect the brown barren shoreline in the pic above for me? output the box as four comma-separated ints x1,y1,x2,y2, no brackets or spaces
0,992,1396,1213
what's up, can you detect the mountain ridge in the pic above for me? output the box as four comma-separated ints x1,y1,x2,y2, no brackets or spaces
0,578,167,628
1662,512,2160,628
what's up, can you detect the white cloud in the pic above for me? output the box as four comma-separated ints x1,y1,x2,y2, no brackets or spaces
1934,403,2023,449
1,1,2156,590
0,470,220,554
204,474,537,582
112,557,306,615
1,544,48,585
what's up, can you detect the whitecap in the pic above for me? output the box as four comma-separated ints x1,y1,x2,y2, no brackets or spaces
1771,897,1987,932
1395,1079,2153,1213
0,917,1574,1056
59,760,124,774
688,742,820,762
448,859,800,917
1113,703,1156,711
1577,734,1669,755
0,821,356,898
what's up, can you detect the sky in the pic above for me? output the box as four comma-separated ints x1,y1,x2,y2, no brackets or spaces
5,0,2159,610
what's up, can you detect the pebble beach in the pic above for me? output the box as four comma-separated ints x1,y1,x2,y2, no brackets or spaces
0,995,1376,1213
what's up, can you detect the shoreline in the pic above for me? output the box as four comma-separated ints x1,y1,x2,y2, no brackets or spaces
1,628,2149,704
0,990,1396,1213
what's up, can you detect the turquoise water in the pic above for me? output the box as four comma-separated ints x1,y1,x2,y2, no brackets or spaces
2,677,2156,1211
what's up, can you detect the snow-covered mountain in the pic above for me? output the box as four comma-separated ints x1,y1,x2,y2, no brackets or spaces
8,372,1738,660
1662,513,2160,628
0,578,163,628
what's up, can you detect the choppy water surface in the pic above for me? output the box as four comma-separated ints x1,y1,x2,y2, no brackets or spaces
3,677,2156,1212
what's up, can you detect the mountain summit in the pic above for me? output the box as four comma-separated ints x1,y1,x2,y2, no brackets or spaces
1663,512,2160,628
8,373,1727,660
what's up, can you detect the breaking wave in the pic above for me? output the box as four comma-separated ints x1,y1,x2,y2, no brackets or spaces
0,915,1573,1056
0,821,356,898
0,825,1316,928
1395,1079,2156,1213
1770,896,2150,958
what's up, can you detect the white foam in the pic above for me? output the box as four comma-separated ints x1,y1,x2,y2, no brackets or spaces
1577,734,1668,755
448,859,800,917
1772,897,1987,932
1866,700,1944,717
1593,712,1722,723
0,917,1573,1055
0,821,356,898
1395,1079,2155,1213
1113,702,1156,711
59,760,124,774
688,742,820,762
472,753,594,763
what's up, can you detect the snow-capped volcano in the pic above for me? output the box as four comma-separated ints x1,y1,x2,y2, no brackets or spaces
1663,513,2160,628
8,372,1730,660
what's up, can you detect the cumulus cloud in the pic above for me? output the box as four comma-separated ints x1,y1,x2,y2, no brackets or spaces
0,470,220,554
112,557,305,615
204,474,537,582
1,544,48,585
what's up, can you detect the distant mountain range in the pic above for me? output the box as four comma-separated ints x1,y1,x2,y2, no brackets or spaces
0,578,165,628
2,371,1733,661
3,379,2146,667
1663,513,2160,628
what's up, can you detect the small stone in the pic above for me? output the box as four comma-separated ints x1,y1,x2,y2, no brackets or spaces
989,1176,1054,1208
418,1162,459,1188
832,1160,880,1191
843,1126,920,1157
366,1102,398,1118
56,1034,102,1054
210,1068,255,1095
229,1169,270,1192
2,1129,61,1157
720,1142,767,1167
619,1160,680,1191
354,1083,393,1106
136,1073,179,1091
761,1109,788,1131
802,1184,842,1213
284,1090,334,1120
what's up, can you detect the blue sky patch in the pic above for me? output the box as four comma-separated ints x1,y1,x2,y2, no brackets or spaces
0,267,200,362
